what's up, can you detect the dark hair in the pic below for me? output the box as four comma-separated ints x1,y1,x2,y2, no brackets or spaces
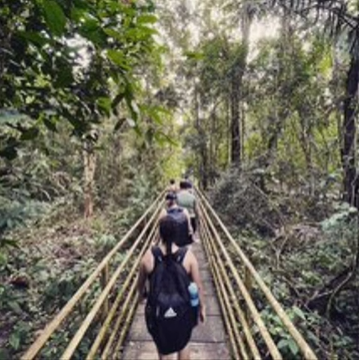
165,192,177,201
159,216,176,256
170,179,175,185
179,180,187,189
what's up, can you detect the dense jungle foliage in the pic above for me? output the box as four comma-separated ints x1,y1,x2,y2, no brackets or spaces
0,0,358,358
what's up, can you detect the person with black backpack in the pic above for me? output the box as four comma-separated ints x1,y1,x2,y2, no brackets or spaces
158,192,193,247
137,216,206,360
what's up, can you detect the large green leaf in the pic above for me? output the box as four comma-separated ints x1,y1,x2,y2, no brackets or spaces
17,31,50,47
107,50,131,70
42,0,67,36
137,14,157,24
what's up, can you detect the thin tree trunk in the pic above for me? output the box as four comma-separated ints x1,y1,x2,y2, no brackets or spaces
83,140,96,218
230,76,241,165
230,10,252,166
194,85,208,189
342,54,359,207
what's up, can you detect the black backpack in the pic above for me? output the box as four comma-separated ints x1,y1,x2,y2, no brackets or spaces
145,246,195,355
167,207,192,247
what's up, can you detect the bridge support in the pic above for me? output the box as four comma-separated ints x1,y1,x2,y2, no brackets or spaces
101,264,109,321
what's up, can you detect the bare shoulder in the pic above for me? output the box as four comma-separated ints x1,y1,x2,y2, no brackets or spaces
185,248,198,266
159,208,167,219
141,248,154,272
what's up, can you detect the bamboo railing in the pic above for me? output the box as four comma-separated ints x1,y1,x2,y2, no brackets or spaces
22,188,317,360
196,187,317,360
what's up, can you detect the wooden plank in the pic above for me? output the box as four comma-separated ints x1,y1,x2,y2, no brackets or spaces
123,341,230,360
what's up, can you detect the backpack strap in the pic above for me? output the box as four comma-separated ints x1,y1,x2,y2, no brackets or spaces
167,207,183,215
174,247,188,264
151,246,163,267
152,246,187,265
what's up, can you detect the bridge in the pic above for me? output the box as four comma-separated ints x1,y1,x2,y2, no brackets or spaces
22,189,317,360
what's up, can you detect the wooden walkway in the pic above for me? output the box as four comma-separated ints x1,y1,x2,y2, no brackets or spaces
122,242,230,360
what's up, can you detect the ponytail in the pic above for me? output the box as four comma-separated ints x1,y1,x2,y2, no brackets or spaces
159,216,176,258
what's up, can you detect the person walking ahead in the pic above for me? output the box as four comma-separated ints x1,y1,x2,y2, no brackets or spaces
167,179,178,193
137,216,206,360
177,181,198,238
159,192,193,246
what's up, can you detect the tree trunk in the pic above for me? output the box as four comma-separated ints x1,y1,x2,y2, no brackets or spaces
83,141,96,218
194,85,208,189
230,74,241,165
342,54,359,207
230,10,251,167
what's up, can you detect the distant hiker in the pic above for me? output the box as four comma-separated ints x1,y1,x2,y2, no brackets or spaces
138,216,206,360
159,192,193,247
177,181,198,240
167,179,178,193
184,175,193,190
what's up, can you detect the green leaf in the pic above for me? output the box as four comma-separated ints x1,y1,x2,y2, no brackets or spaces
292,306,306,321
20,127,39,141
107,50,130,70
42,0,67,36
97,97,112,114
103,28,123,42
9,333,20,350
79,18,106,44
0,239,19,249
17,31,50,47
0,253,7,267
9,301,22,314
277,339,288,349
137,14,157,24
54,67,74,88
43,118,57,132
287,339,299,355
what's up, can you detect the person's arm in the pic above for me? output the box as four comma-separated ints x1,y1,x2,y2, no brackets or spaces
137,257,148,303
183,208,193,236
188,251,206,322
193,198,199,220
155,209,167,244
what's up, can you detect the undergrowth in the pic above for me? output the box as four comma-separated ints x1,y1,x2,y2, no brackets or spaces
0,179,156,359
209,169,359,359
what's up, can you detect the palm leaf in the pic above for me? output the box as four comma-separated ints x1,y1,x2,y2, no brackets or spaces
270,0,359,54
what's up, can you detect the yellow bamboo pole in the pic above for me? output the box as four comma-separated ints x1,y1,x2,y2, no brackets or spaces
100,264,109,321
101,278,139,359
113,292,139,358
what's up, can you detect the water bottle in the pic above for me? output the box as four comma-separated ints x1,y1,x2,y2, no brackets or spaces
188,282,199,325
188,282,199,306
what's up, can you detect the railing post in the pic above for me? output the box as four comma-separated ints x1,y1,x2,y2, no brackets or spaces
244,267,253,326
101,264,109,321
